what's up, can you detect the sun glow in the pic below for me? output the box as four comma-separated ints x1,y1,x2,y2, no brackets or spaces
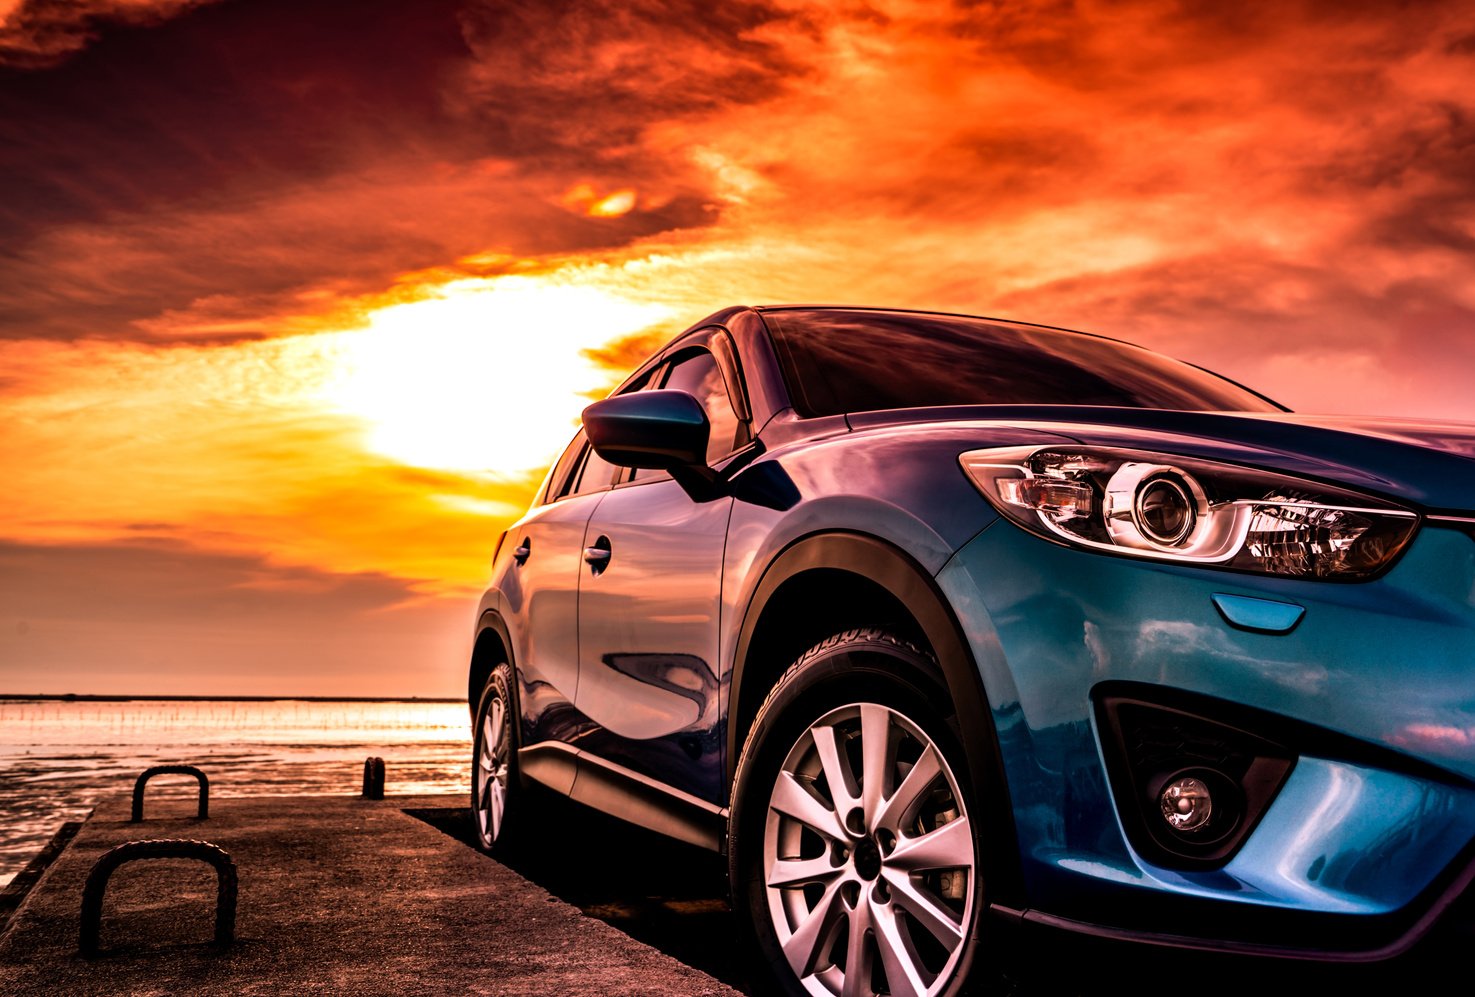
0,269,681,600
318,276,673,473
560,182,639,218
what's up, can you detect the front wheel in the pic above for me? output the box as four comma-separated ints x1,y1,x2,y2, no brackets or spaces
730,630,983,997
471,661,525,851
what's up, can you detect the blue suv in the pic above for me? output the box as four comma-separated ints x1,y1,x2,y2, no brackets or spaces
469,305,1475,996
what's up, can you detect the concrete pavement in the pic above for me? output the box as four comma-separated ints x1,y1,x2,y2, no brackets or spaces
0,792,741,996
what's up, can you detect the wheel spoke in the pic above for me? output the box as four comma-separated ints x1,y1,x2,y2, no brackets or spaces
781,877,845,979
870,899,928,997
488,779,505,837
492,696,510,752
771,770,848,842
859,704,893,827
888,814,973,872
841,894,875,997
811,723,860,818
881,869,965,951
767,854,843,889
875,744,941,833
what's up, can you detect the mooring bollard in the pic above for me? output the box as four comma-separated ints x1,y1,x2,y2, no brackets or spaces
362,756,385,799
78,838,237,956
132,765,209,822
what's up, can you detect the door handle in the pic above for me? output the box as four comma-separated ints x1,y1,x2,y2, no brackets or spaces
584,536,612,575
513,538,531,565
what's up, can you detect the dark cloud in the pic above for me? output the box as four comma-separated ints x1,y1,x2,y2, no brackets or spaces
0,537,474,695
0,170,720,342
0,0,211,69
0,0,464,236
453,0,798,156
0,0,471,338
0,0,793,341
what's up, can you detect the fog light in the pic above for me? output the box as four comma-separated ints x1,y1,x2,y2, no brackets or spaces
1160,776,1213,831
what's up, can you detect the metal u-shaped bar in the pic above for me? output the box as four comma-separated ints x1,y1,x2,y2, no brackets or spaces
78,838,237,956
131,765,210,822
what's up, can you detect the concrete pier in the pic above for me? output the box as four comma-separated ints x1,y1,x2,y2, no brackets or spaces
0,793,740,996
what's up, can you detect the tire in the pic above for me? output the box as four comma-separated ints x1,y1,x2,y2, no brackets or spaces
730,629,984,997
471,661,527,851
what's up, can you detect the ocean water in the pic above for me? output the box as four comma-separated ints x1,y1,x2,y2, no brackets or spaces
0,698,472,888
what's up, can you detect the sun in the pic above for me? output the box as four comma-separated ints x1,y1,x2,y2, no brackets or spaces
318,276,673,475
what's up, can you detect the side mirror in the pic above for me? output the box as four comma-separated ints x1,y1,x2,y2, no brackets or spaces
583,389,710,471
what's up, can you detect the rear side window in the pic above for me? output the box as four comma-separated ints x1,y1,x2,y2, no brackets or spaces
762,308,1282,416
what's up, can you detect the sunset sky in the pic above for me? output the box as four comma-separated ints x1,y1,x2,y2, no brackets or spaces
2,0,1474,697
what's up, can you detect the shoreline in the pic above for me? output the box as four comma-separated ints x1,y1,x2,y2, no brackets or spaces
0,819,83,933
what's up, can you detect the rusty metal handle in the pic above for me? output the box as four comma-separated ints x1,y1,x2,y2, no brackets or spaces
78,838,237,956
362,756,385,799
132,765,209,822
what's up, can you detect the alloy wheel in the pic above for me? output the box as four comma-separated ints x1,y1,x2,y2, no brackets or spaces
475,692,509,845
764,702,975,997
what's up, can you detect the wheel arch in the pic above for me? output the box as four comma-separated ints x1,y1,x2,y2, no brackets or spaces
726,530,1023,901
469,610,514,719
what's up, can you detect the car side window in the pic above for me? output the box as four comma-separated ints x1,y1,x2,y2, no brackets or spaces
549,362,664,497
571,438,617,496
546,430,586,502
661,348,742,465
548,429,618,500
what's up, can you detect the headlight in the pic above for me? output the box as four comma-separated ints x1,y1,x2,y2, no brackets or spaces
960,446,1419,580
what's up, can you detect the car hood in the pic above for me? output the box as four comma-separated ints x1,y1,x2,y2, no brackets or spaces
1263,414,1475,460
844,406,1475,512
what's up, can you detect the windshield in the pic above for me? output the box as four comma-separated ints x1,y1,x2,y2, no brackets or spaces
761,308,1282,417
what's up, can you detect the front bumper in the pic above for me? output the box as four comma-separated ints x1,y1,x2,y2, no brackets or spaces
936,518,1475,957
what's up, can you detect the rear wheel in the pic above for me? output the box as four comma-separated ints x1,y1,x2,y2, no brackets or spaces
471,662,524,851
731,629,983,997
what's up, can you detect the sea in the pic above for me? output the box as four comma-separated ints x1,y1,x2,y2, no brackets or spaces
0,697,472,888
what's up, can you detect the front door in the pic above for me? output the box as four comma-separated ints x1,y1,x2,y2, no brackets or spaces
575,478,732,802
573,342,746,804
